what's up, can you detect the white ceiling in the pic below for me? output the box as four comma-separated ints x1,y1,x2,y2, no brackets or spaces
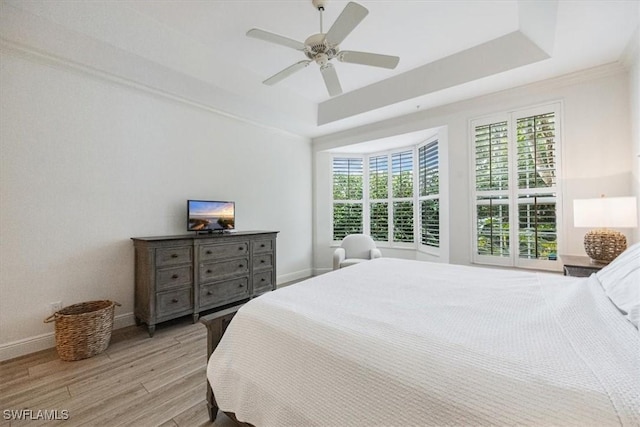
3,0,639,139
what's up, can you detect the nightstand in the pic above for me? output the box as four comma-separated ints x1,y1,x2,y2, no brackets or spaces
561,255,607,277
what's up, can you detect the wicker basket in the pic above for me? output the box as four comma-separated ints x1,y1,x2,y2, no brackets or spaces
44,300,121,361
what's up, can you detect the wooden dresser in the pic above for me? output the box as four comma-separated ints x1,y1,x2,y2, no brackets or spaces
131,231,278,336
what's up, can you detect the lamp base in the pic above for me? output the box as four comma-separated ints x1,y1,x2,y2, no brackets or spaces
583,228,626,263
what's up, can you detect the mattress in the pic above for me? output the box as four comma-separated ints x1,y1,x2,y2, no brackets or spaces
207,258,640,426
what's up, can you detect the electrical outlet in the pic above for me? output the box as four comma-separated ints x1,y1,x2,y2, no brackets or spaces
49,301,63,315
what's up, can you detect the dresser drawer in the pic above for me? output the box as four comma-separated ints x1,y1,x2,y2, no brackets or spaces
200,242,249,262
200,258,249,282
156,266,193,291
156,246,192,267
253,271,274,294
200,277,249,308
156,288,193,317
253,239,273,254
253,253,273,270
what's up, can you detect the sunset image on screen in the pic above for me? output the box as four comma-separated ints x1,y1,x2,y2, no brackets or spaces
188,201,234,231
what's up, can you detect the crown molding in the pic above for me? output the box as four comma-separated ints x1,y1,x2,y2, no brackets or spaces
313,61,627,149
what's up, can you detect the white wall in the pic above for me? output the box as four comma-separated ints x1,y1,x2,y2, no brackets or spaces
0,50,313,360
627,27,640,242
313,64,634,271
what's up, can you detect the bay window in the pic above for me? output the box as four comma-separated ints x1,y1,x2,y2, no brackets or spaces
332,137,440,252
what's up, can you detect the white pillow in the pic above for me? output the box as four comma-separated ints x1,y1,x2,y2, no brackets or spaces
596,242,640,328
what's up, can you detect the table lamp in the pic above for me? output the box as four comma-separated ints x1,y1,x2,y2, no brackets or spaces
573,196,638,263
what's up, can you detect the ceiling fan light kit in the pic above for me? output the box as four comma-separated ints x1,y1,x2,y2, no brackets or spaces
246,1,400,97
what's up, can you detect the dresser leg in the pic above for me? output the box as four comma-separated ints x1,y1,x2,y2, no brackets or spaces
192,313,200,323
147,325,155,337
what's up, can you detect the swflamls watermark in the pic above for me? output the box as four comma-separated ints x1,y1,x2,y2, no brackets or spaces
3,409,69,421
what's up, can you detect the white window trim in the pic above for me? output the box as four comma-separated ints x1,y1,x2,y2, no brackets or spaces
469,102,563,271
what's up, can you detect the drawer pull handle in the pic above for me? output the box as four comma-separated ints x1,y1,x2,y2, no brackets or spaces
260,260,265,264
206,250,212,255
206,269,212,274
171,254,178,258
238,247,244,251
171,298,179,303
238,264,243,268
238,284,244,288
260,244,265,248
172,274,179,279
207,291,212,295
261,278,266,282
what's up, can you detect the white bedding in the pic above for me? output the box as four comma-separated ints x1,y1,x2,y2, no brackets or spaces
207,258,640,426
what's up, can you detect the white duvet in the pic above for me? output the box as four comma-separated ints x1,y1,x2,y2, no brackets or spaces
207,258,640,426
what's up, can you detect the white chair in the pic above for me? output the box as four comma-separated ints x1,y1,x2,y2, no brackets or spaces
333,234,382,270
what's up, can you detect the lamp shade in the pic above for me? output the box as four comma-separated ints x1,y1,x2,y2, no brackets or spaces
573,197,638,228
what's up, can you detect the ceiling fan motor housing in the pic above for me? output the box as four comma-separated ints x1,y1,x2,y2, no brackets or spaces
304,33,338,60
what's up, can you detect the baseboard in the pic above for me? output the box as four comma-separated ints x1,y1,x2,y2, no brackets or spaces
313,267,332,276
0,272,316,362
0,312,137,362
277,268,312,286
0,332,55,362
112,312,137,330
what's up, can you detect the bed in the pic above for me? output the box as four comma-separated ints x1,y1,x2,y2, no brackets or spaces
202,244,640,426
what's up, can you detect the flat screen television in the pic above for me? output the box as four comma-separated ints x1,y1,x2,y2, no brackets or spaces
187,200,235,232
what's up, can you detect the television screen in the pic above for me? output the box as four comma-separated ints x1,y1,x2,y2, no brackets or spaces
187,200,235,232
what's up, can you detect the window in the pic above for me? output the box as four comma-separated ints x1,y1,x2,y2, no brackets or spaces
331,136,442,252
369,155,389,242
391,151,414,243
516,113,558,261
418,139,439,249
332,158,363,241
471,104,560,269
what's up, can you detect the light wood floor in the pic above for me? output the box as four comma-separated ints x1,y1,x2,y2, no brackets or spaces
0,317,236,427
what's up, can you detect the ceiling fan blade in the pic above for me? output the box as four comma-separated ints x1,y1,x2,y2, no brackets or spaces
339,51,400,69
247,28,305,51
320,64,343,97
263,60,311,85
324,2,368,47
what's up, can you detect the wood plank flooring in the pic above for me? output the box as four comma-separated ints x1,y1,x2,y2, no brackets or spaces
0,317,236,427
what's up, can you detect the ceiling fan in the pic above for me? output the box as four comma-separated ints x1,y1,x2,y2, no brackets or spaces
247,0,400,97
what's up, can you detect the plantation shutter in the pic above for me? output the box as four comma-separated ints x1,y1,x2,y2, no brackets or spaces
369,155,389,241
333,158,363,200
332,158,363,240
391,150,413,243
516,112,558,260
475,122,509,191
419,142,439,197
420,200,439,247
472,104,560,268
392,150,413,197
476,196,510,256
418,141,439,248
474,122,510,257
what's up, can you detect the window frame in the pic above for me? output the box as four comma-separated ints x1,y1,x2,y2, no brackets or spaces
470,103,563,271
